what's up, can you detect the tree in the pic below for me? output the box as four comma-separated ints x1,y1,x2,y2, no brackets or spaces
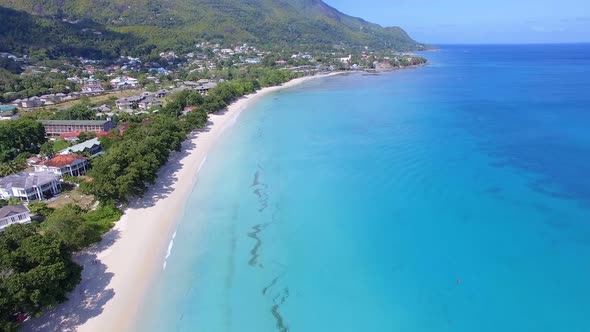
0,119,46,162
42,205,102,251
39,141,55,158
78,131,96,143
0,161,25,177
0,223,81,330
27,202,54,219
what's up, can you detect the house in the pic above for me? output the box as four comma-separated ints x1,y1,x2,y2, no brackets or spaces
0,111,20,121
0,105,17,112
92,104,112,113
138,96,162,110
39,94,61,104
26,156,43,166
116,95,144,110
34,154,89,176
0,205,31,232
58,137,102,158
155,90,169,98
40,119,115,136
0,172,61,202
245,57,261,64
110,76,139,89
195,82,218,95
21,97,43,108
81,83,105,94
182,106,196,116
339,55,352,63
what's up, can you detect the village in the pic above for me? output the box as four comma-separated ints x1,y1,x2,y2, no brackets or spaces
0,40,426,231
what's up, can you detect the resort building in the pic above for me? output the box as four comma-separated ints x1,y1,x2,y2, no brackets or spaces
0,172,61,202
0,205,31,232
40,119,115,136
34,154,89,176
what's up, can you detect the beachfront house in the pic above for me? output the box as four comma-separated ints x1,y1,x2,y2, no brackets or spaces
59,137,102,157
195,82,218,95
0,205,31,232
0,172,61,202
34,154,89,176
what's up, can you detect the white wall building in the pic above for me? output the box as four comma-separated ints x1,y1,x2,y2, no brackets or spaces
0,205,31,232
0,172,61,202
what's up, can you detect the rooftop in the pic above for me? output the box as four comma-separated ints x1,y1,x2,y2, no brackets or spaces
43,154,87,168
0,205,29,219
0,172,59,190
60,138,101,154
40,120,111,126
0,105,17,112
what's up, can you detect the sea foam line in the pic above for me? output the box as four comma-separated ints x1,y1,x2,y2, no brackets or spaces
197,155,207,173
162,229,178,271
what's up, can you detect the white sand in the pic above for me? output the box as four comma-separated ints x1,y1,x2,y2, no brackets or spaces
23,72,343,332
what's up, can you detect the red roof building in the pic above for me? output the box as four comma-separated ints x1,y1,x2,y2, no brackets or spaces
34,154,89,177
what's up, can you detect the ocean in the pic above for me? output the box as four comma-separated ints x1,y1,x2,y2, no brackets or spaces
137,44,590,331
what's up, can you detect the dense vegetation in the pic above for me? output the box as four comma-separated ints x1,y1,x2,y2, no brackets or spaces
0,0,425,53
0,202,122,330
0,223,82,332
0,118,48,176
0,7,144,60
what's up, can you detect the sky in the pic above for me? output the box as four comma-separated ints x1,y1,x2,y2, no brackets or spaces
324,0,590,44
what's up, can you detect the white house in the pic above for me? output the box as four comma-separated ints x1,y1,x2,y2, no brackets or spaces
34,155,89,176
0,205,31,231
0,172,61,202
110,76,139,89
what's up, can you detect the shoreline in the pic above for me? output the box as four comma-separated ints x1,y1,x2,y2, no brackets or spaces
23,72,344,332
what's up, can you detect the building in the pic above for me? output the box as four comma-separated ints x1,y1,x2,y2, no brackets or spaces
21,97,43,108
195,82,218,95
59,137,102,157
0,172,61,202
0,105,17,112
34,155,89,176
110,76,139,89
138,96,162,110
81,83,105,94
40,119,115,136
116,96,143,110
0,111,20,121
0,205,31,232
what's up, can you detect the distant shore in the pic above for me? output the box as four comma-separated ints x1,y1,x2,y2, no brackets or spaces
23,72,344,332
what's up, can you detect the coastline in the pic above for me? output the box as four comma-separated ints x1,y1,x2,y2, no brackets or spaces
23,72,344,332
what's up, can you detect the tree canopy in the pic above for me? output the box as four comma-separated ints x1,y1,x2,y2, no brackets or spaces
0,224,81,331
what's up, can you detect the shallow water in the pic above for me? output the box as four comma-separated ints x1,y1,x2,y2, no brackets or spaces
138,44,590,331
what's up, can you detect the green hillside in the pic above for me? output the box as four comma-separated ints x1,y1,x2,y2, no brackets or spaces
0,7,145,59
0,0,425,51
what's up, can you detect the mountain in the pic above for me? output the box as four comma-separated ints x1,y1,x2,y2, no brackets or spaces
0,0,425,52
0,7,144,59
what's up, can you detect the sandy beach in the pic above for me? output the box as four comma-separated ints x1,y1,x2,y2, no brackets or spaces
23,72,342,332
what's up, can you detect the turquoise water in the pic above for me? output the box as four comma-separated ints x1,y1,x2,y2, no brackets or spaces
138,45,590,331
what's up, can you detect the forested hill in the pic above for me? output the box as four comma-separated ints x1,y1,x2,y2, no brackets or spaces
0,0,424,52
0,7,146,60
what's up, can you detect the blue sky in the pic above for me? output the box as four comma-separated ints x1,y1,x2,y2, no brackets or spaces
324,0,590,44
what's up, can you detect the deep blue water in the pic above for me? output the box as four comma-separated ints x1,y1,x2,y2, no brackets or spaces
138,44,590,331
